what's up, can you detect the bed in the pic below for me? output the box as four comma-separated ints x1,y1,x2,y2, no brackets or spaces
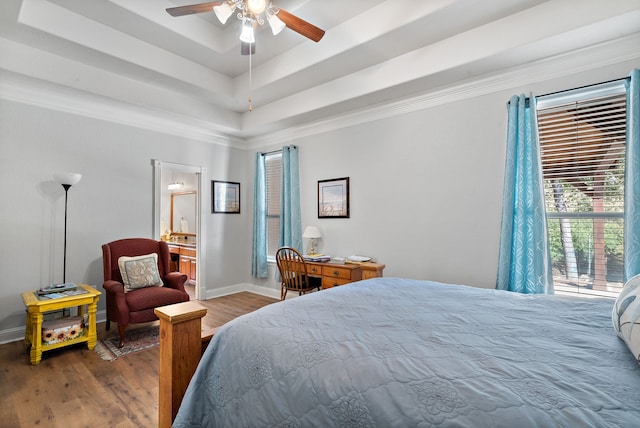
171,277,640,427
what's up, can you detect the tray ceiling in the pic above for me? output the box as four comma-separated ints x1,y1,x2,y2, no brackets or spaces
1,0,639,144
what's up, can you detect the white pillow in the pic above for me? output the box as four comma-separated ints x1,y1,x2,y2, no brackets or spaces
118,253,164,292
612,273,640,363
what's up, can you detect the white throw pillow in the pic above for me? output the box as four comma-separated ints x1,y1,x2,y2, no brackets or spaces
118,253,164,292
612,273,640,363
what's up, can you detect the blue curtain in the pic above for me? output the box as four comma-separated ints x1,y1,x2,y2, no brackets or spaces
496,94,553,294
251,153,268,278
279,146,302,251
625,69,640,281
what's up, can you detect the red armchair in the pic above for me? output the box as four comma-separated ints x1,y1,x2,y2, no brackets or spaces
102,238,189,347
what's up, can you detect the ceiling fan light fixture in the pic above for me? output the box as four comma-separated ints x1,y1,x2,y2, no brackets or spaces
213,1,235,24
267,10,285,35
239,20,255,43
246,0,267,15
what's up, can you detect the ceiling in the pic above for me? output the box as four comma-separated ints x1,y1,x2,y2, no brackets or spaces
1,0,639,145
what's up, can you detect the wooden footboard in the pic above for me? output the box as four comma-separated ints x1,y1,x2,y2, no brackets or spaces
155,301,213,428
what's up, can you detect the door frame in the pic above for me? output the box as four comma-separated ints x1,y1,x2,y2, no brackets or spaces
152,159,207,300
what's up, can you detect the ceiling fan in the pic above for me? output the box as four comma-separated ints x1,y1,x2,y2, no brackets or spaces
166,0,325,55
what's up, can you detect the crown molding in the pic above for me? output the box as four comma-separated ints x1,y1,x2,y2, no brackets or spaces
0,70,247,149
245,33,640,149
1,34,638,151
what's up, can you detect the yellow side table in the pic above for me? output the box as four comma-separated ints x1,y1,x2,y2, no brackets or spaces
21,284,101,365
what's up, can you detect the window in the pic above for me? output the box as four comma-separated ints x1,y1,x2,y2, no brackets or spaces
537,81,627,297
265,152,282,258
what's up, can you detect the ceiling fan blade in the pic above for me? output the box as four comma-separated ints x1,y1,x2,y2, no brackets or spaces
241,41,256,55
277,9,325,42
166,2,222,17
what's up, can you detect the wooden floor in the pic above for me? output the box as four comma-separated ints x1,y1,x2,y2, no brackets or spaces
0,292,278,428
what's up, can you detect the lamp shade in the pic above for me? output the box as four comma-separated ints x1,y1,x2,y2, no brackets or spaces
213,2,234,24
239,21,255,43
268,12,285,35
54,172,82,186
303,226,322,239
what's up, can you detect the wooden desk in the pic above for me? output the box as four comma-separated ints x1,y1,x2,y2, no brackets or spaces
306,261,385,289
21,284,101,365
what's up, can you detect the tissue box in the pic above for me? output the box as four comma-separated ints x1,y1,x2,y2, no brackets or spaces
42,316,85,345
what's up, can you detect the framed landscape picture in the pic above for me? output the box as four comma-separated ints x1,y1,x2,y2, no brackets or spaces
212,181,240,214
318,177,349,218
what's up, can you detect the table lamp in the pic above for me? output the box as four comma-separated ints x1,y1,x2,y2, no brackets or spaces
303,226,322,256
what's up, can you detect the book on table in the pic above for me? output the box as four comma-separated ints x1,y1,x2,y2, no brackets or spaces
303,254,331,262
37,282,77,295
346,255,372,263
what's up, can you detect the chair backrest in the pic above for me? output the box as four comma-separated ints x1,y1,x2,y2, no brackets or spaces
275,247,310,291
102,238,170,283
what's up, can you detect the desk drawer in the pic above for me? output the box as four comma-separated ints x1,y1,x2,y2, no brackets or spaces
322,265,357,280
307,264,322,276
322,277,351,289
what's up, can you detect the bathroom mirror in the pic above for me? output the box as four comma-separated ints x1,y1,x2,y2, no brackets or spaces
170,191,196,236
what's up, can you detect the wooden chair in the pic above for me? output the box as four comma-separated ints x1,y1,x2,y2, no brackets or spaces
275,247,321,300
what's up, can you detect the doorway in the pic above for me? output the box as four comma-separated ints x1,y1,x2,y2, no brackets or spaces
152,160,207,300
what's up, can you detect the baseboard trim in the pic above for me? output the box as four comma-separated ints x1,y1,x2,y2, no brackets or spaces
204,282,281,300
0,326,28,346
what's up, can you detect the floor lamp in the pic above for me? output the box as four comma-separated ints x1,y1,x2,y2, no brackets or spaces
54,172,82,284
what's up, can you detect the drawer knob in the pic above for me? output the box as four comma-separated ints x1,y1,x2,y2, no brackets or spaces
333,270,339,276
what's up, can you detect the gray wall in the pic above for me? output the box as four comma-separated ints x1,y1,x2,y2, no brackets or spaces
0,102,250,338
251,59,640,291
1,57,637,341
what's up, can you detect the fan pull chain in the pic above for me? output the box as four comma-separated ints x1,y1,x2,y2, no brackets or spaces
248,41,253,112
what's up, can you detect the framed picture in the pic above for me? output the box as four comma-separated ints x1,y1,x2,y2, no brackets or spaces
318,177,349,218
212,181,240,214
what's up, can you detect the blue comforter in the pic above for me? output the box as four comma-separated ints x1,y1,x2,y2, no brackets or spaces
173,278,640,427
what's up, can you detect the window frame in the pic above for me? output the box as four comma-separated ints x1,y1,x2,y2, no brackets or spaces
536,80,627,298
264,151,282,260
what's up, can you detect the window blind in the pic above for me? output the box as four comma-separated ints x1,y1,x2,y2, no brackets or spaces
537,90,626,298
265,152,282,257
